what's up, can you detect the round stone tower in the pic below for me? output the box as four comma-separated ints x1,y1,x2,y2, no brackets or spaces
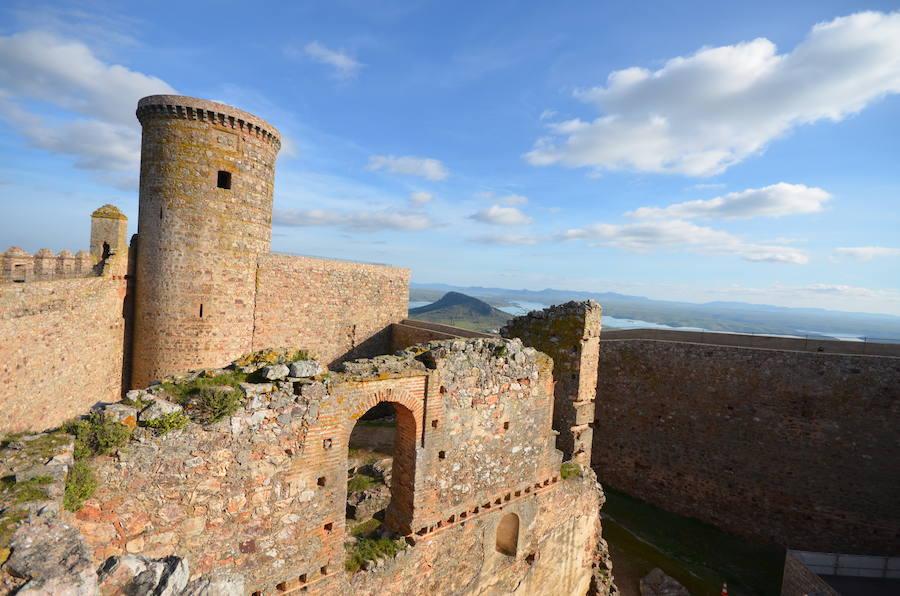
131,95,281,387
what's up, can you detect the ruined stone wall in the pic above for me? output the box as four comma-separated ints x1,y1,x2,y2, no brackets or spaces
390,319,492,352
253,253,410,366
502,301,602,464
348,472,609,596
61,339,610,595
593,338,900,555
0,273,128,433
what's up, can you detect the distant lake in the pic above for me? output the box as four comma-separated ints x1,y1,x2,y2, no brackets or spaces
497,301,548,315
408,301,431,309
602,315,709,332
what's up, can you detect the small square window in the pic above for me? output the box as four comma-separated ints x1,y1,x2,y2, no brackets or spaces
324,522,333,532
217,170,232,189
438,450,446,459
317,476,326,487
503,421,510,430
431,419,439,428
320,565,328,575
322,438,333,450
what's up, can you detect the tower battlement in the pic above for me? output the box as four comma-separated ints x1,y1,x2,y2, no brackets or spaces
136,94,280,148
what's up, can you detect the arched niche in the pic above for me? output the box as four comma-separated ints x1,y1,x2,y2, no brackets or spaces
496,512,520,556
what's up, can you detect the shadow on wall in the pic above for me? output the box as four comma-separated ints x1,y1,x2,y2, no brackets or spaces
330,326,395,369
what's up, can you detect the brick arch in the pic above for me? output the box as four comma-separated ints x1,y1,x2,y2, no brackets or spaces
353,384,425,427
344,380,427,535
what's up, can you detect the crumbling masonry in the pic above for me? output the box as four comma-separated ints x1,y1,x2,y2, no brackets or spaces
0,96,613,595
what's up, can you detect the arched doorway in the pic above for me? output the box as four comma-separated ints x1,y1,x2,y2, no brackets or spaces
346,401,417,538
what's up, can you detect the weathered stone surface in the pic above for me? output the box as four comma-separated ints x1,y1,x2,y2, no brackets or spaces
138,397,183,422
347,483,391,521
260,364,290,380
96,554,189,596
182,569,246,596
595,337,900,554
639,568,689,596
6,518,97,595
289,359,322,378
94,403,139,427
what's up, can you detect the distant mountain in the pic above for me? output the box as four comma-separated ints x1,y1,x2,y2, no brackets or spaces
408,291,511,333
409,283,900,342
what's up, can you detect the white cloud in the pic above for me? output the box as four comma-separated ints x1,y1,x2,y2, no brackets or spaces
298,41,362,79
472,233,540,246
689,183,726,191
526,11,900,176
273,208,434,232
0,30,175,187
367,154,449,180
559,218,808,263
469,205,533,226
629,183,832,220
408,191,434,206
833,246,900,260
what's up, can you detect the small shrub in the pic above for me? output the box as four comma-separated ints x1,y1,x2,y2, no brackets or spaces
63,461,97,512
183,387,242,425
61,414,131,460
560,461,582,480
344,536,406,572
158,370,248,405
140,411,190,435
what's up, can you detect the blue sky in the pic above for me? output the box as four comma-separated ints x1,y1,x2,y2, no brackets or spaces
1,1,899,314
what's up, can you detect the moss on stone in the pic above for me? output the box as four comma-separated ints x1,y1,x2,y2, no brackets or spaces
560,461,582,480
347,473,381,493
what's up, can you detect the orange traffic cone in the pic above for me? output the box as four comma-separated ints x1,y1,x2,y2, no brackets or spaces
720,582,728,596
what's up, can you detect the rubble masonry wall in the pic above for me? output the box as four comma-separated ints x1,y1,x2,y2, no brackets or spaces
593,338,900,555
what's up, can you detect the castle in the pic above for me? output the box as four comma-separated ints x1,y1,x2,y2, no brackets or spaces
2,95,896,596
0,96,611,595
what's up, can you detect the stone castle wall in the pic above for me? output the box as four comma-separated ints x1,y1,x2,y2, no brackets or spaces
253,254,410,366
593,338,900,555
0,273,128,433
62,339,611,595
131,95,281,388
502,302,602,464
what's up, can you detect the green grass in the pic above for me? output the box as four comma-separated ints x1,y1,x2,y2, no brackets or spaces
601,486,784,596
347,447,390,465
0,475,52,505
63,461,97,512
61,414,132,459
157,370,247,404
140,411,190,435
347,473,381,493
0,431,72,460
351,518,382,537
344,536,406,572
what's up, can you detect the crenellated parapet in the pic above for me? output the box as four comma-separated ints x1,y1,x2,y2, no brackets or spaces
1,247,95,283
2,203,129,283
136,95,281,149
